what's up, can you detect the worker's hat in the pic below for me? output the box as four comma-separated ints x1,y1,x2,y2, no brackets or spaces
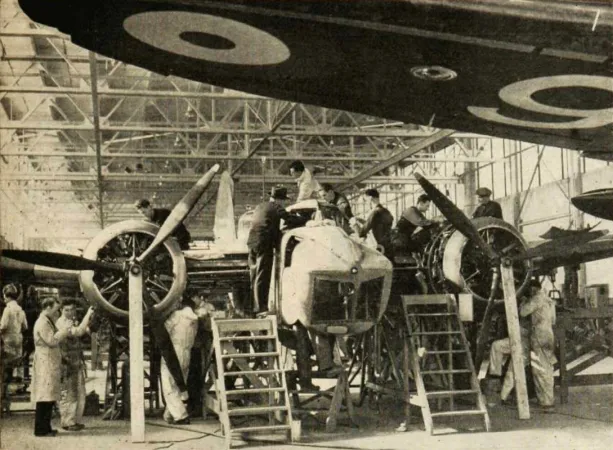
270,186,290,200
475,187,492,197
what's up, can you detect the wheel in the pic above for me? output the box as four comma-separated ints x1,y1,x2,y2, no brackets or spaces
80,220,187,320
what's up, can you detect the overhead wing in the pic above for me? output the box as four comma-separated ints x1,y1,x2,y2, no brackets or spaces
18,0,613,152
571,188,613,221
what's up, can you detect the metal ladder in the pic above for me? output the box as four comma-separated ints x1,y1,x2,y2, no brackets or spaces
402,294,490,434
211,316,295,449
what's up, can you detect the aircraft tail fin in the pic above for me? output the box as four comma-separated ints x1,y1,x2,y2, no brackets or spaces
213,171,237,246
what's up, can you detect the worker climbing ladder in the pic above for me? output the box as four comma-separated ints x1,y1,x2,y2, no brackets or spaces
209,316,295,449
402,294,490,434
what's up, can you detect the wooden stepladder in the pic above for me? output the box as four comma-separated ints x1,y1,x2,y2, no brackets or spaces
210,316,295,449
402,294,490,435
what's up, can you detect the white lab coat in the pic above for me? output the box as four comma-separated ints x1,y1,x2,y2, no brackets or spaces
0,301,27,364
161,307,198,421
295,168,321,202
31,314,64,402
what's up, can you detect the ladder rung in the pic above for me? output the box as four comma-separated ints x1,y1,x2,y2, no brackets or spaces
421,369,472,375
426,389,479,397
430,410,487,417
424,349,468,354
219,335,275,342
412,331,461,335
228,405,289,416
226,387,286,395
224,369,282,376
216,318,274,333
407,313,454,316
231,424,291,433
221,352,279,359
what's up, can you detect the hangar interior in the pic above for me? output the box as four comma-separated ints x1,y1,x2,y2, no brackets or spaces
1,1,612,450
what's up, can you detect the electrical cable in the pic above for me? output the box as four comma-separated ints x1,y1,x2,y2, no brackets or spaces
144,421,225,450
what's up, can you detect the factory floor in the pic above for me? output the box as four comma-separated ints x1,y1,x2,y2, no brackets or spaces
1,366,612,450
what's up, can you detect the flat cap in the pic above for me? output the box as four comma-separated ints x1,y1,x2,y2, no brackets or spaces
475,187,492,197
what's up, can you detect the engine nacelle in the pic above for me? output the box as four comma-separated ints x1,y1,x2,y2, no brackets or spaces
276,224,393,336
423,217,532,304
80,220,187,320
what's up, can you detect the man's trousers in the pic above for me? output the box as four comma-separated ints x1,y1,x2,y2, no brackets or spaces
60,367,86,427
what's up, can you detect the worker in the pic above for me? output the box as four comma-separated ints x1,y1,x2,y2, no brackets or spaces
1,284,27,372
486,313,531,405
351,188,394,259
1,284,27,411
473,187,503,219
134,198,191,249
392,194,439,254
56,299,90,431
161,294,211,424
32,297,93,437
319,183,353,220
289,160,321,202
520,279,556,409
247,186,305,314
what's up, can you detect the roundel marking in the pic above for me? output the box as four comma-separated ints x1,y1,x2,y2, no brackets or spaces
123,11,291,65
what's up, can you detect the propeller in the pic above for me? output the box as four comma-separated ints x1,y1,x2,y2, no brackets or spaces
414,173,498,262
137,164,220,262
414,173,503,370
2,249,122,272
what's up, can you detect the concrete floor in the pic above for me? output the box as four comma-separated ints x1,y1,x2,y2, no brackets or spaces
1,382,612,450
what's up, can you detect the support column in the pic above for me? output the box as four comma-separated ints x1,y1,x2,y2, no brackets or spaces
462,161,477,217
568,152,586,299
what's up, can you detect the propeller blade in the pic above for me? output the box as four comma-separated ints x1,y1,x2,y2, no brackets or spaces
149,319,187,392
414,173,498,261
138,164,220,262
2,250,122,272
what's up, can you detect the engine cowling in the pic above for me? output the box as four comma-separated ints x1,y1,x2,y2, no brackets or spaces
79,220,187,320
424,217,532,304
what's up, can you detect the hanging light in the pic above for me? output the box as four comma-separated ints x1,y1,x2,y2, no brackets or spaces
185,105,196,120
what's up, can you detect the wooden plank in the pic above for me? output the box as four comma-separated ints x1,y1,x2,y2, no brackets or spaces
228,405,288,415
325,371,347,432
566,352,606,377
403,333,411,427
556,316,569,404
232,424,291,433
500,263,530,420
216,318,273,333
559,307,613,320
402,294,449,306
561,373,613,387
128,266,145,443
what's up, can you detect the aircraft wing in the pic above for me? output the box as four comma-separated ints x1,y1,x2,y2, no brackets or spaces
526,232,613,273
18,0,613,153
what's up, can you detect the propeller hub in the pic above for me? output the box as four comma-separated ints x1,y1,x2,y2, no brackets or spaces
130,264,142,275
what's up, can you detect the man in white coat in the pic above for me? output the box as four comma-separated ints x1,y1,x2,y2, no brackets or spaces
1,284,28,397
32,297,93,437
161,295,208,424
289,160,320,202
56,299,90,431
